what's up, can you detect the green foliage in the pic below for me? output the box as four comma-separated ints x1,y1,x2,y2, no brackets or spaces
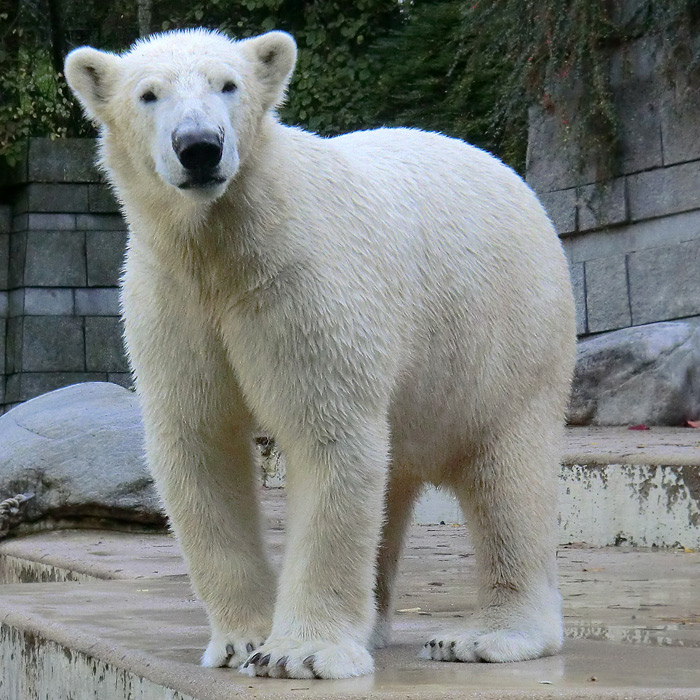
365,1,524,167
3,0,700,176
0,0,138,168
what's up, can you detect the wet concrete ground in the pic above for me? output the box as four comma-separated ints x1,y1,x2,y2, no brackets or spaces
1,487,699,699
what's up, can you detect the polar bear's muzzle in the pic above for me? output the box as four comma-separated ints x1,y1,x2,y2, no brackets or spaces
172,125,226,189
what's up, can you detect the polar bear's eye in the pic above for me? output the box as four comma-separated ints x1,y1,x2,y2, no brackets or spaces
221,81,237,94
140,90,157,104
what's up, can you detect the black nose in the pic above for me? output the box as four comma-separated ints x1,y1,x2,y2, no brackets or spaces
172,128,223,171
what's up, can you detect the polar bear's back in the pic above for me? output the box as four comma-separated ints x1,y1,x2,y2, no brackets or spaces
328,128,563,293
328,126,572,347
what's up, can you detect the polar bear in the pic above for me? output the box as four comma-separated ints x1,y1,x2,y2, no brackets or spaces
65,29,575,680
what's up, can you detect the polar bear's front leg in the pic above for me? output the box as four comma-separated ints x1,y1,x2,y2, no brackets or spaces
141,373,276,670
123,269,276,670
242,430,389,679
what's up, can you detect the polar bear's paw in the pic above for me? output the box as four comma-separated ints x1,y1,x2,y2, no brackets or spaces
240,637,374,679
202,631,267,668
420,627,561,663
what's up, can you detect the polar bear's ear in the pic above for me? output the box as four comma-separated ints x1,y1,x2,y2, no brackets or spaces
242,31,297,109
64,47,122,124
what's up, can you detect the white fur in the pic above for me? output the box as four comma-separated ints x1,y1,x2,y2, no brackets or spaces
65,29,576,680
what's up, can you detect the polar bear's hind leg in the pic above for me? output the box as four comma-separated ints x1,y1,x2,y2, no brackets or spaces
422,397,564,663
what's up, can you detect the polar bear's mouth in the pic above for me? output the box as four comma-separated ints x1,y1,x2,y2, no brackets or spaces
178,176,227,190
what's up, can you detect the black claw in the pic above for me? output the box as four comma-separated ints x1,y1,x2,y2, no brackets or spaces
249,652,262,665
438,641,443,648
303,654,315,668
226,644,235,657
277,656,288,668
450,641,456,649
429,639,436,647
260,654,271,667
246,643,254,653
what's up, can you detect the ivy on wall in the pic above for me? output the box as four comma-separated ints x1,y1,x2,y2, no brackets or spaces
461,0,700,177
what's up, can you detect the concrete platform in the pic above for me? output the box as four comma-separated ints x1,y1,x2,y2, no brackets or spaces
2,487,700,699
1,427,699,699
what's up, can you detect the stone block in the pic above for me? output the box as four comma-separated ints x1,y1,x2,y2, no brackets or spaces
88,184,121,213
6,317,23,375
27,138,100,183
24,232,86,287
13,184,89,215
5,373,20,403
75,288,120,316
585,255,632,333
0,320,5,376
0,291,7,318
85,316,128,372
562,209,700,263
8,232,27,289
12,213,27,232
86,231,128,287
13,372,107,402
659,64,700,165
24,288,74,316
627,161,700,222
75,214,126,231
0,232,8,289
8,289,24,317
527,105,596,192
108,372,134,390
27,213,76,230
615,88,663,175
539,189,577,235
85,317,127,373
608,37,664,174
578,178,628,232
568,261,587,336
608,31,659,86
22,316,84,372
0,206,10,233
628,238,700,325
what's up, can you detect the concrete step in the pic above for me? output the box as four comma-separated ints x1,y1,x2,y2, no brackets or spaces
413,427,700,548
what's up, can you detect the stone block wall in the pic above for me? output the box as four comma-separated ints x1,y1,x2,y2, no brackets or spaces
527,34,700,337
3,49,699,411
0,139,130,412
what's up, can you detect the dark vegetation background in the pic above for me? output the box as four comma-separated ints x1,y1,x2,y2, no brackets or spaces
1,0,698,174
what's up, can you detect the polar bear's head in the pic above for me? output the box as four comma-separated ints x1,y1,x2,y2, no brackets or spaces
65,30,296,202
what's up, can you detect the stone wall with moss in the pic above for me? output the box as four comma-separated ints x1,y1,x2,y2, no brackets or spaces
528,34,700,337
0,139,130,412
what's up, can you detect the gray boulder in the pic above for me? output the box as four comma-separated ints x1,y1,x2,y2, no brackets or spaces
569,318,700,426
0,382,165,537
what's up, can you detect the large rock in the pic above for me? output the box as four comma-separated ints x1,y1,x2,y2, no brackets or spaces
569,318,700,426
0,382,165,537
